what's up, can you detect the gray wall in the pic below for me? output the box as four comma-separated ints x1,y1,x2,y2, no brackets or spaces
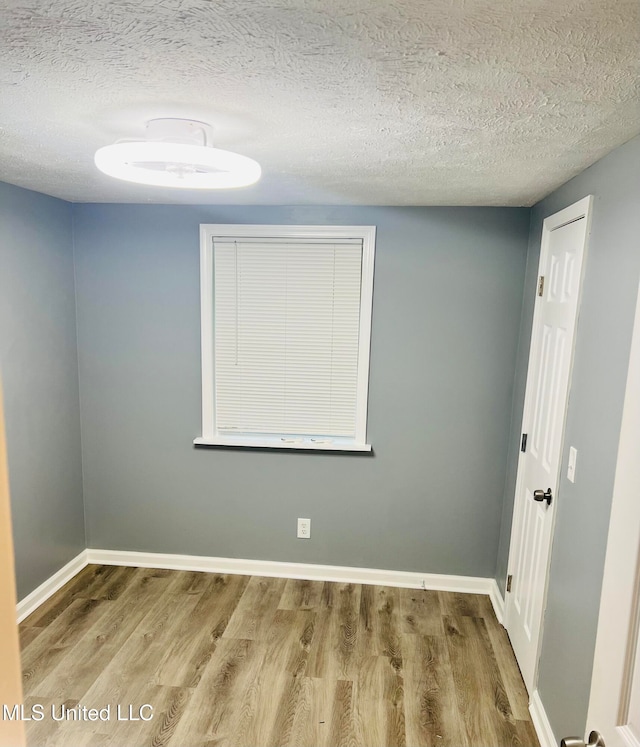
73,204,529,577
495,133,640,738
0,181,85,600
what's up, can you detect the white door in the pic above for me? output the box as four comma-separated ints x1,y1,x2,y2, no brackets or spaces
581,278,640,747
505,196,593,694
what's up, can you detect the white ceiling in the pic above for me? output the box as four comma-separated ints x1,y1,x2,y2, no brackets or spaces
0,0,638,206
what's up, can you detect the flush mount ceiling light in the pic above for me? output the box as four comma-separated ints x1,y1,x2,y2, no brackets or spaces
94,118,261,189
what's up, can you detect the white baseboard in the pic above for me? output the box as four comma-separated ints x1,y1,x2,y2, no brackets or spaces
489,579,505,624
17,548,505,627
530,689,557,747
17,550,88,623
87,548,497,596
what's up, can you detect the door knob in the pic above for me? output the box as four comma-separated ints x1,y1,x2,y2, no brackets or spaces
560,730,606,747
533,487,553,506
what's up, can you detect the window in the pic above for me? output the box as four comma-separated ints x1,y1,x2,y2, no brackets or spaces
195,224,375,451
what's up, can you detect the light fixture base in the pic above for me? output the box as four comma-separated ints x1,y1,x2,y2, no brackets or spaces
145,118,212,147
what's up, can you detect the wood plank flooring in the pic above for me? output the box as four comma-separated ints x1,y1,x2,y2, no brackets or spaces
19,565,539,747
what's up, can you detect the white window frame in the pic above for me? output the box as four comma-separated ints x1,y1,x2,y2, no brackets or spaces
194,224,376,452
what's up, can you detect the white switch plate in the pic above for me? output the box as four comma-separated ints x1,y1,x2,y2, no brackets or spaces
567,446,578,483
297,518,311,539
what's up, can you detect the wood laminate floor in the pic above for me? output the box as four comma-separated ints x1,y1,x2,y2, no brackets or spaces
19,565,539,747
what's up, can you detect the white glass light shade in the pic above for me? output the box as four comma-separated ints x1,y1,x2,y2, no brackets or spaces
94,141,261,189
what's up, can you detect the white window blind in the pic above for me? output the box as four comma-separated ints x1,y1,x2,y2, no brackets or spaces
214,238,363,438
196,224,375,452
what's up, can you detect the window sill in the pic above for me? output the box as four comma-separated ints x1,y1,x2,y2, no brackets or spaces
193,436,372,452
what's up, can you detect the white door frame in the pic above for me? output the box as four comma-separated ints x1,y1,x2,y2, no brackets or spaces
505,195,593,691
585,277,640,747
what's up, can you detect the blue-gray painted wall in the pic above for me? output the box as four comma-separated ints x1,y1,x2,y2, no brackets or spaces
72,205,529,577
495,133,640,738
0,181,85,600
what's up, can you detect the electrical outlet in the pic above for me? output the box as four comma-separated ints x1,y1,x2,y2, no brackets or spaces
297,518,311,539
567,446,578,483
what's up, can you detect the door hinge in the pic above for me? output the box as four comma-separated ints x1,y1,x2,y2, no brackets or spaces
521,433,528,452
538,275,545,297
507,574,513,593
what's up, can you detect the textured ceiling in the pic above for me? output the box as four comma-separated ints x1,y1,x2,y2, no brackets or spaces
0,0,638,206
